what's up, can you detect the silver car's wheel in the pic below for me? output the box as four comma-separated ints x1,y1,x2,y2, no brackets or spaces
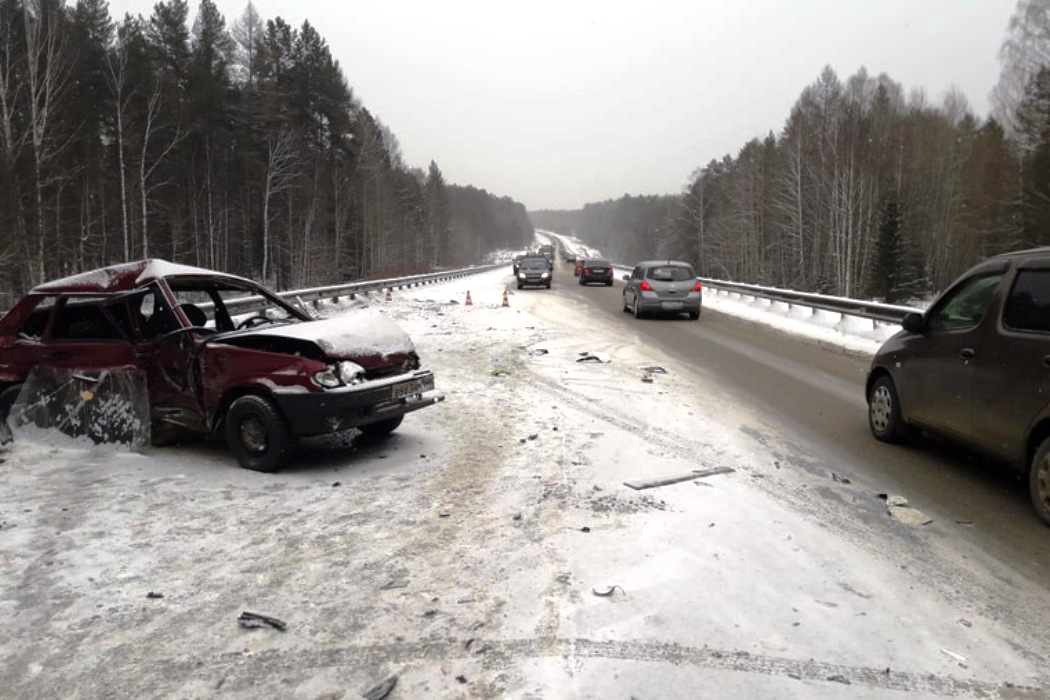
633,297,643,319
1029,439,1050,526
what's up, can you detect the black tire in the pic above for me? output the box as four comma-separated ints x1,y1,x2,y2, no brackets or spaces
689,310,700,320
358,415,404,439
1029,439,1050,526
606,280,613,287
225,395,292,472
517,283,523,290
633,299,644,319
0,383,23,443
546,282,551,289
867,375,914,443
622,295,630,313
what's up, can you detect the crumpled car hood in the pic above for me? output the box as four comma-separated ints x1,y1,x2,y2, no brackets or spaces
227,310,415,365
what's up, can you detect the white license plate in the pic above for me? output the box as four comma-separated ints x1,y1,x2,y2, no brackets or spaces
393,376,432,399
662,301,683,310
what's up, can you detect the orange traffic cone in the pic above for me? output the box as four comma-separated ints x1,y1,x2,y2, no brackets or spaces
385,288,392,302
465,290,473,306
502,290,510,308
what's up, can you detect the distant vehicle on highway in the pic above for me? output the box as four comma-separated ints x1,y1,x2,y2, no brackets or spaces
579,259,614,286
866,248,1050,525
538,244,555,270
517,256,552,289
622,261,702,320
564,252,577,263
574,259,585,277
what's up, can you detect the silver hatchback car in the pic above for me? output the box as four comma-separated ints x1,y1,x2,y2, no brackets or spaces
622,261,702,319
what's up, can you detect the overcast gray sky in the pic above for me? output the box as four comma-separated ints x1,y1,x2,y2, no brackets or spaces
106,0,1014,210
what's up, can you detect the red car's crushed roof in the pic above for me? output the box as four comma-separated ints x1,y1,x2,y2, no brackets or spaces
30,259,252,295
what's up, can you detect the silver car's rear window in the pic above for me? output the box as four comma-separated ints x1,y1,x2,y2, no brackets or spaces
647,266,694,282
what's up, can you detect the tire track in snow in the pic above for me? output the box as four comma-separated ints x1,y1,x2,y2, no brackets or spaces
168,637,1040,698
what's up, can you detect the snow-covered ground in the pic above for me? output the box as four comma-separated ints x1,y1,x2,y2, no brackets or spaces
2,264,1047,698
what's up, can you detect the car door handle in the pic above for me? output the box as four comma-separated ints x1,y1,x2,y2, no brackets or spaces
960,348,975,360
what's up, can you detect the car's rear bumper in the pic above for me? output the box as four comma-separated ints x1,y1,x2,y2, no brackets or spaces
580,275,613,284
637,293,702,314
272,370,445,437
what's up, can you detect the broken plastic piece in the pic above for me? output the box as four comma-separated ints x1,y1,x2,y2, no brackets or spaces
146,591,164,599
641,366,668,374
455,675,468,684
888,504,932,525
592,585,625,597
576,352,611,363
826,675,851,685
831,473,851,485
362,674,398,700
624,467,735,491
941,648,967,664
380,579,410,591
237,611,287,631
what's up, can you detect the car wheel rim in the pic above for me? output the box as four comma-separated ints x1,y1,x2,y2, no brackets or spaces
240,416,268,454
1036,455,1050,513
870,385,892,433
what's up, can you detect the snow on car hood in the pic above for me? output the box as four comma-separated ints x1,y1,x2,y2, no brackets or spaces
236,308,414,360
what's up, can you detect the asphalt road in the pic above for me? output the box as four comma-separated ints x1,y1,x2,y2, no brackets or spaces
553,261,1050,585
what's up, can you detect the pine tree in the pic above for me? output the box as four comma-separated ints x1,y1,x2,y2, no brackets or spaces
868,199,903,302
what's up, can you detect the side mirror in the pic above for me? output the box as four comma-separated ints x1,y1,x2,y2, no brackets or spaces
622,275,630,282
902,312,924,333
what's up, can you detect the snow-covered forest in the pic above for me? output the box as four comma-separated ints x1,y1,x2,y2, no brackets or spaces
531,1,1050,302
0,0,533,304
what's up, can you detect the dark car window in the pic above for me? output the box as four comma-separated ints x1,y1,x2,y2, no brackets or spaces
51,299,126,342
1004,270,1050,333
647,265,695,282
926,273,1005,333
17,296,59,340
520,260,548,270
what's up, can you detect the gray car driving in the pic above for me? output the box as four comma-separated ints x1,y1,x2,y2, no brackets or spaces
622,261,702,319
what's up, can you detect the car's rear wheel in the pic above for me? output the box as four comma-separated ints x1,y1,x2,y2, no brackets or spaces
1029,439,1050,526
689,310,700,320
868,375,913,443
359,415,404,439
225,395,292,472
0,383,23,443
633,299,644,319
622,295,630,313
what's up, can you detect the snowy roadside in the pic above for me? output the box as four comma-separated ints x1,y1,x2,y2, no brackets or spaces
0,267,1046,698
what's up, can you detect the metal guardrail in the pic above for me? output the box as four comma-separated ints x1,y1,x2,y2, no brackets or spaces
220,263,506,316
607,264,921,326
696,278,922,325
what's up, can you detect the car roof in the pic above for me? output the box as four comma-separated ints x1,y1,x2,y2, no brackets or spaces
637,260,695,268
30,259,254,294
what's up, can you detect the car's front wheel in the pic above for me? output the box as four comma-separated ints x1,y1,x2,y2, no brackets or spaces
359,415,404,439
1029,439,1050,526
225,395,292,472
868,375,913,443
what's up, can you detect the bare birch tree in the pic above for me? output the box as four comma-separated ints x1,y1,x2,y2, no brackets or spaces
262,129,298,282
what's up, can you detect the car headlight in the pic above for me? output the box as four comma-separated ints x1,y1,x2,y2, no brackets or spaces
338,360,366,385
313,367,342,388
518,273,526,279
541,272,549,278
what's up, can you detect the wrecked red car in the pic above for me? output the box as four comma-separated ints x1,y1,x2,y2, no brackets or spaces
0,259,444,471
